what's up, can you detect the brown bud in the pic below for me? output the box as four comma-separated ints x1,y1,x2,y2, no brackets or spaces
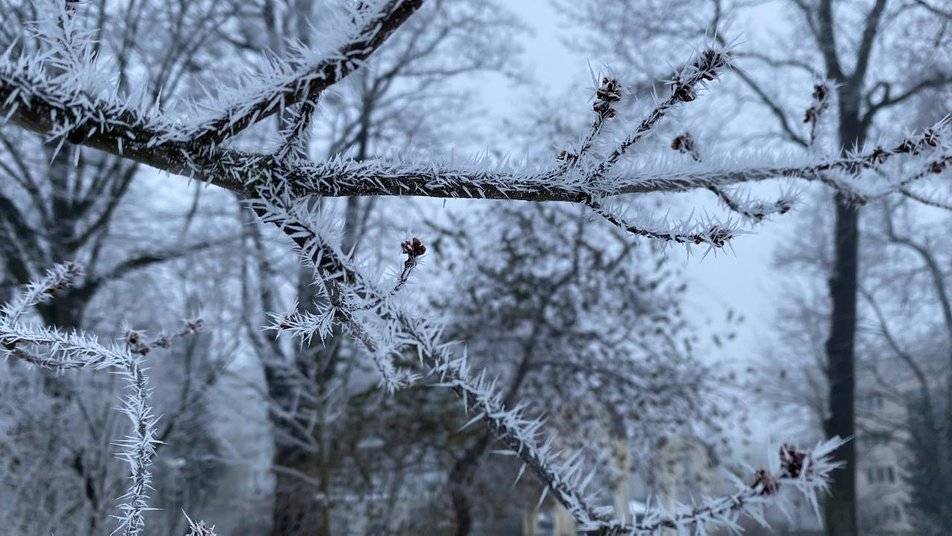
868,147,889,164
672,82,696,102
779,443,808,478
595,77,622,103
894,139,917,154
401,237,426,258
671,133,695,154
752,469,780,495
695,49,727,80
186,319,204,334
593,100,617,119
705,227,733,247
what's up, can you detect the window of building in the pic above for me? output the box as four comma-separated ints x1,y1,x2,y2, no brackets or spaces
872,504,904,524
866,465,898,484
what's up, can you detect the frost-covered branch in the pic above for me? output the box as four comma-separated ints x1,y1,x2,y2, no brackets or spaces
0,264,130,370
237,132,947,204
589,47,731,180
900,186,952,210
183,514,217,536
1,55,945,210
0,320,129,370
632,438,847,535
114,351,158,536
0,265,207,536
556,76,622,170
248,189,845,535
275,97,321,160
269,234,426,390
587,198,737,247
0,261,82,324
187,0,425,147
272,291,418,394
671,132,796,222
253,190,620,531
560,67,741,247
123,320,205,357
707,186,795,222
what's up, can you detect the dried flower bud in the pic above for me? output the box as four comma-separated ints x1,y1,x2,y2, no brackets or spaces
593,100,617,119
595,77,622,103
780,443,808,478
695,49,729,80
185,319,204,334
592,77,622,120
672,82,696,103
401,237,426,258
895,130,940,155
752,469,780,495
671,133,696,154
804,82,830,126
868,147,888,165
557,150,578,164
125,330,142,346
702,226,733,247
895,139,916,154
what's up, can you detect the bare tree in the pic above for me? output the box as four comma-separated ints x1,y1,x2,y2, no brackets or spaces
562,1,952,532
0,2,245,532
0,0,948,534
0,263,214,535
0,0,243,326
226,1,522,533
428,202,737,534
860,200,951,533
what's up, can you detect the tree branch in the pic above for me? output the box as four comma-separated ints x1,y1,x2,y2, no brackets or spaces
187,0,424,147
851,0,888,86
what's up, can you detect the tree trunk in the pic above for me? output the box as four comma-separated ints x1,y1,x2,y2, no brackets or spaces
270,445,331,536
268,198,362,536
822,107,864,535
449,433,492,536
822,196,859,535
